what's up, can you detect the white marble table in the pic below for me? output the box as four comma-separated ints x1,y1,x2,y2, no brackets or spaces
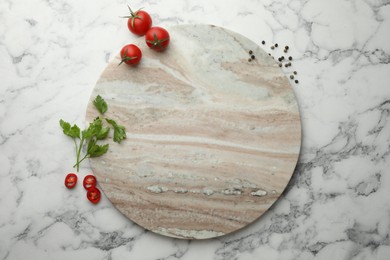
1,0,390,259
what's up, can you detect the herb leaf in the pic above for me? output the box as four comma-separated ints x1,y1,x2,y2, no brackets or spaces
106,118,126,143
82,117,102,139
93,95,108,114
87,138,109,157
60,119,80,139
96,126,110,140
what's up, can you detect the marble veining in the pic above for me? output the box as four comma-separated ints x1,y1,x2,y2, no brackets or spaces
86,24,301,239
1,0,390,259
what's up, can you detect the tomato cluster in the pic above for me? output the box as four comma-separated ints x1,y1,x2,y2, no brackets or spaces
64,173,101,204
120,5,170,66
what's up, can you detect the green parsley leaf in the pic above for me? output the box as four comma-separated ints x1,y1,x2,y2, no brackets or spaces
93,95,108,114
59,119,80,138
59,119,70,130
87,138,109,157
82,117,103,139
96,126,110,140
106,118,126,143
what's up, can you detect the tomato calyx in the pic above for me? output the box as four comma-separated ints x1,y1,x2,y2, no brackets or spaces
146,33,169,49
121,5,144,29
119,53,139,66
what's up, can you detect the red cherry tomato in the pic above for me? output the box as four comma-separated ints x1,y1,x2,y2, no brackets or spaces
86,187,101,204
65,173,77,189
119,44,142,66
83,175,97,190
145,27,170,52
125,6,152,36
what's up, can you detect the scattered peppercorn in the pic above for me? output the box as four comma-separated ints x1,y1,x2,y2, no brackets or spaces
271,46,275,50
268,53,271,56
281,56,285,60
290,75,294,79
262,41,265,45
248,58,252,62
249,50,253,55
275,43,278,47
251,55,255,59
284,49,288,53
288,56,292,61
285,46,289,50
279,63,282,67
295,80,299,84
293,71,297,75
284,63,288,67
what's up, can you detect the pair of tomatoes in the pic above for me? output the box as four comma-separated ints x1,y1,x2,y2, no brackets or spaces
120,6,170,66
65,173,101,204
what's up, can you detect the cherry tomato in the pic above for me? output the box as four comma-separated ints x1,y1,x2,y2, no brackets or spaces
124,5,152,36
145,27,170,52
86,187,101,204
119,44,142,66
83,175,97,190
64,173,77,189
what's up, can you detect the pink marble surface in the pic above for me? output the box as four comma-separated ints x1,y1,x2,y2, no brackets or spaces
86,24,301,239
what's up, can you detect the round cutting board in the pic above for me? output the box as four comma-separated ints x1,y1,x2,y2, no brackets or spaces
86,24,301,239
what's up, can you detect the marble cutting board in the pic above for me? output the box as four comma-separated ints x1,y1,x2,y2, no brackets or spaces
85,24,301,240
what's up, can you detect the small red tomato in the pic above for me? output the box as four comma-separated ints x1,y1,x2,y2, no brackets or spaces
87,187,101,204
145,27,170,52
119,44,142,66
124,5,152,36
65,173,77,189
83,175,97,190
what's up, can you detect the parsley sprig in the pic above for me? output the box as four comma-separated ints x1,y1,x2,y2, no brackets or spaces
60,95,126,172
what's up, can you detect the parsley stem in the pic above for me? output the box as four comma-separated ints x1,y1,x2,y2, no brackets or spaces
73,153,89,168
73,138,78,155
75,137,85,172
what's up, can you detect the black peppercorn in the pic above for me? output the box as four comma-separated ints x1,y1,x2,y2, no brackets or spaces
295,80,299,84
275,43,278,47
271,46,275,50
249,50,253,55
281,56,284,60
279,63,282,67
284,49,288,53
251,55,255,59
262,41,265,45
248,58,252,62
290,75,294,79
268,53,271,56
285,46,289,50
293,71,297,75
285,64,288,67
288,56,292,61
